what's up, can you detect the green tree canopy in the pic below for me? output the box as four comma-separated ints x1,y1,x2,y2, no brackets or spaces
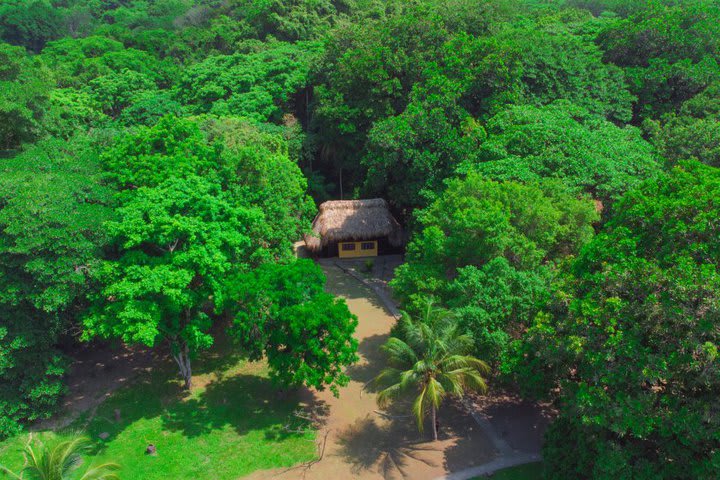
598,0,720,120
0,42,51,150
392,174,598,366
228,259,358,395
312,6,451,192
514,160,720,479
0,0,64,52
0,135,112,437
647,82,720,168
491,25,635,122
462,102,662,204
176,41,321,122
362,77,485,211
83,116,324,391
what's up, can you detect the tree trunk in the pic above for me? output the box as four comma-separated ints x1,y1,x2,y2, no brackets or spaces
339,167,343,200
171,341,193,390
431,404,438,441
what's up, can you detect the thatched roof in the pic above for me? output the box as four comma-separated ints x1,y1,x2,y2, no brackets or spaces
305,199,403,252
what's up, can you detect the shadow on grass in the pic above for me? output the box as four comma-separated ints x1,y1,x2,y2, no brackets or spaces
75,355,311,455
160,374,310,439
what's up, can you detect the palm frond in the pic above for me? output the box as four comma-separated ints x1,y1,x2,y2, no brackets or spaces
58,437,89,475
78,463,120,480
373,367,403,389
15,436,117,480
412,385,428,432
436,371,465,397
0,465,23,480
443,333,474,355
381,337,418,368
425,377,446,409
457,369,489,394
377,383,403,409
441,355,490,375
398,368,422,391
373,296,492,438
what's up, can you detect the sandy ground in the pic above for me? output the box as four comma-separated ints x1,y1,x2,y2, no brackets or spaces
470,391,555,455
245,265,497,480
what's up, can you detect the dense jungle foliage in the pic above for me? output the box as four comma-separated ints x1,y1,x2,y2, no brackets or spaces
1,0,719,478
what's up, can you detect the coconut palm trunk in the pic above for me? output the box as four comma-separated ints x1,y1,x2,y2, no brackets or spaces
431,404,438,441
373,298,490,443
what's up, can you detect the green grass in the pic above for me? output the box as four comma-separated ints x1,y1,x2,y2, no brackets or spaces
473,462,544,480
0,346,316,479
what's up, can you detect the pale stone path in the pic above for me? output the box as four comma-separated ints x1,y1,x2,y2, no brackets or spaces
244,264,497,480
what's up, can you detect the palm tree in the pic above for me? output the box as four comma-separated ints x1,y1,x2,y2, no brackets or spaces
373,299,490,441
0,436,119,480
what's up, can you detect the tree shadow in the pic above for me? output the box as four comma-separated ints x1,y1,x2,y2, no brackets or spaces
76,366,187,453
72,360,316,458
336,415,439,480
320,263,392,313
190,334,246,376
470,392,555,455
441,400,504,473
159,374,316,439
345,333,390,387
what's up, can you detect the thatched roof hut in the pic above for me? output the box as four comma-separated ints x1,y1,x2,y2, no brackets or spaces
305,199,404,254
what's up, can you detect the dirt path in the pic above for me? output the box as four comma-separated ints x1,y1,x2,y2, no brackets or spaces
245,265,497,480
32,345,156,431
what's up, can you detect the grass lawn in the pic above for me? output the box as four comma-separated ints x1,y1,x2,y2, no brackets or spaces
0,345,316,479
474,462,544,480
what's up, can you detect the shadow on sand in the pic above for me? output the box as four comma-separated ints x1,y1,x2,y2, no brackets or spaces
336,415,439,479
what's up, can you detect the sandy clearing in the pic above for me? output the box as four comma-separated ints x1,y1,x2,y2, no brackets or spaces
244,264,497,480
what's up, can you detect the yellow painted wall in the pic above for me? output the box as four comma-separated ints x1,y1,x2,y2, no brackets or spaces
338,240,378,258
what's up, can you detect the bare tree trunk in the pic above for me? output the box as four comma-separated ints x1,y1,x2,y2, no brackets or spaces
431,405,438,441
171,341,193,390
339,167,343,200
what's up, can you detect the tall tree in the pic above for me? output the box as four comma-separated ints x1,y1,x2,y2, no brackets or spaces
0,135,111,438
374,299,490,441
391,174,598,367
514,160,720,479
82,174,263,389
83,116,335,391
312,5,451,193
228,259,358,395
362,76,485,212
